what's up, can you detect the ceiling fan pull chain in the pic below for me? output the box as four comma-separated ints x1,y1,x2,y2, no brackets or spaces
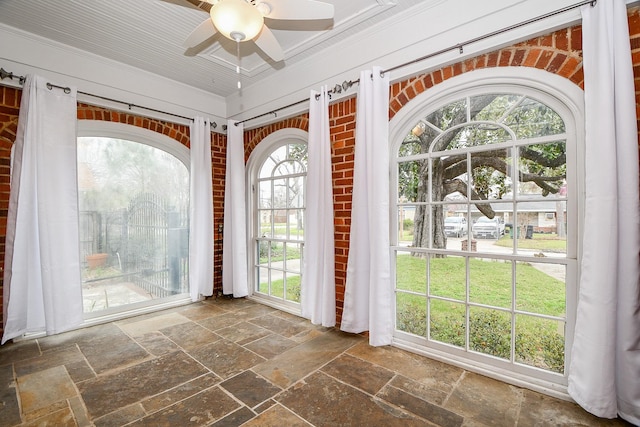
236,38,242,90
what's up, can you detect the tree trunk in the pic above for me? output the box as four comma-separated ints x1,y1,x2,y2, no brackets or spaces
413,158,448,250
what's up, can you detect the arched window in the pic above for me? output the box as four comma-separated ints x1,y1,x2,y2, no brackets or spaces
77,121,191,318
390,68,583,392
246,129,308,313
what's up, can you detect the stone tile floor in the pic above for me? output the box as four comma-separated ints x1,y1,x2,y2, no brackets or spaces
0,297,633,426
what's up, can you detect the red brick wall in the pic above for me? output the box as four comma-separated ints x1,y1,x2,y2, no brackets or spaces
632,8,640,149
388,26,585,119
0,86,20,338
0,97,225,337
245,115,310,160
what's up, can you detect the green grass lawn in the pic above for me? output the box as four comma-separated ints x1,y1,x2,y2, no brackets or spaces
396,255,565,315
495,233,566,252
259,275,301,303
395,254,566,373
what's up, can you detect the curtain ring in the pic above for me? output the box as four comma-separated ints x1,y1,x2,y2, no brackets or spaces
46,82,71,94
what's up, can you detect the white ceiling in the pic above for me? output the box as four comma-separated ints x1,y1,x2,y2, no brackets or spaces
0,0,419,98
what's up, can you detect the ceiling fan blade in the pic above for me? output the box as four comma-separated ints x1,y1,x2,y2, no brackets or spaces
253,26,284,62
195,0,214,11
183,18,217,49
257,0,334,21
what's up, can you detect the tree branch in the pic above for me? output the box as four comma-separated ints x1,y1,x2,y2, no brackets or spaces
442,154,565,195
519,146,566,168
442,178,497,218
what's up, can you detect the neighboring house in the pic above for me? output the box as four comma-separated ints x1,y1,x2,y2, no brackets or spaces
455,198,567,234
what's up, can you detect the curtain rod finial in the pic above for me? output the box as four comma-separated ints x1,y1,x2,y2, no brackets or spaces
0,67,25,84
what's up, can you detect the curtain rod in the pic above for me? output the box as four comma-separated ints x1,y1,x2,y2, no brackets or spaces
235,0,596,127
381,0,596,75
0,68,221,130
235,79,359,126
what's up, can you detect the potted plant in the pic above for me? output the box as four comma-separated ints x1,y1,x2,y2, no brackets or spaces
86,253,108,269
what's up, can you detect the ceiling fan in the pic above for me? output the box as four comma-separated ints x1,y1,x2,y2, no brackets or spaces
169,0,335,63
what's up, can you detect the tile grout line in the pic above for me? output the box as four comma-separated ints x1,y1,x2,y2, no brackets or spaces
10,361,25,425
513,386,525,426
244,333,363,425
269,402,316,427
65,343,95,424
442,369,467,408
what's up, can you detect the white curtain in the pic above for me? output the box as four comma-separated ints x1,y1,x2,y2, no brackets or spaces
222,120,248,297
189,117,214,302
568,1,640,423
301,87,336,327
2,75,83,344
340,66,393,346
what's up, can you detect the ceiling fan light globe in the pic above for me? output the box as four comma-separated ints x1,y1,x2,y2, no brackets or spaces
210,0,264,42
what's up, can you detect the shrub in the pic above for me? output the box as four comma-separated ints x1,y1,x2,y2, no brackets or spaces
395,302,565,373
541,332,565,373
430,310,464,347
258,241,285,262
288,280,301,303
516,327,565,374
469,310,511,358
396,301,426,336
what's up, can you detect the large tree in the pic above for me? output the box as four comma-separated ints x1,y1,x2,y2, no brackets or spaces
399,94,566,249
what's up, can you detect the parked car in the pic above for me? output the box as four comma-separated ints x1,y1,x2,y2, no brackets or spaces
472,216,505,239
444,216,467,237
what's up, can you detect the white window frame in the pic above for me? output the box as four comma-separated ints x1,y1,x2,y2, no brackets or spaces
388,67,585,400
77,120,192,326
245,128,309,316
